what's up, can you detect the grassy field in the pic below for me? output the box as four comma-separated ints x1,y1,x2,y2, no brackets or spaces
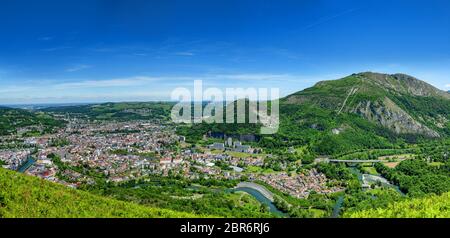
429,162,445,167
0,168,204,218
360,166,379,175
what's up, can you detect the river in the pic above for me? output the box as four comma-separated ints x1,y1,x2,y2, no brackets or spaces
17,156,36,173
331,195,344,218
188,183,286,216
232,182,287,217
362,174,405,196
233,187,286,217
331,167,405,218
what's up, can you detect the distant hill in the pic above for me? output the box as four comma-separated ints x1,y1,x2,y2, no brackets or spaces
0,168,202,218
43,102,175,121
345,192,450,218
0,107,64,135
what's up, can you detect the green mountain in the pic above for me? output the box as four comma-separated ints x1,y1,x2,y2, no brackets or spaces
345,192,450,218
284,72,449,137
0,107,64,136
274,72,450,154
178,72,449,155
0,168,202,218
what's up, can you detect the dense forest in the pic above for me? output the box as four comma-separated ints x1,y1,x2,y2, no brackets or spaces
375,159,450,197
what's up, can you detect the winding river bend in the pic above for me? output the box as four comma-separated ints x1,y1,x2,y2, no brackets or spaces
331,167,406,218
233,182,286,217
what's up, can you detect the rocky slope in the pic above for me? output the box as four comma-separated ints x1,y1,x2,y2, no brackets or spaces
284,72,450,138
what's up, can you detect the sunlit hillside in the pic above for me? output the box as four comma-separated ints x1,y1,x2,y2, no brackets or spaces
0,168,202,218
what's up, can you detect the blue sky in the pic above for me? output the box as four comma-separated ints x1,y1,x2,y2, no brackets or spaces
0,0,449,104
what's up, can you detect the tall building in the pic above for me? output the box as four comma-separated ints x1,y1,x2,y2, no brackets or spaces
227,137,233,147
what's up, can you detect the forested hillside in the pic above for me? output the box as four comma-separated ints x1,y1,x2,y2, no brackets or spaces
0,107,64,136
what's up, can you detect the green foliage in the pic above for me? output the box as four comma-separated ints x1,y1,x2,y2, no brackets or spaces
83,177,275,218
43,102,174,121
316,163,353,181
0,108,64,136
346,192,450,218
375,159,450,197
342,188,403,215
0,168,202,218
178,73,450,156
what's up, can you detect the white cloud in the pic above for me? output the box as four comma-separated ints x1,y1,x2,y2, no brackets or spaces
0,72,333,104
42,46,72,52
445,84,450,88
133,53,148,57
0,90,171,104
66,64,92,72
38,36,53,41
54,76,158,89
174,52,195,56
215,74,298,82
0,85,32,94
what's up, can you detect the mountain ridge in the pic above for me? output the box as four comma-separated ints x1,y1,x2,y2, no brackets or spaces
284,72,449,138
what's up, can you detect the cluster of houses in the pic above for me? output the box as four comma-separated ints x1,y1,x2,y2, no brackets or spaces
252,169,344,199
0,149,31,170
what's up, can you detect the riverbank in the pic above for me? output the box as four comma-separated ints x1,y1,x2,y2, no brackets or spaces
233,182,286,217
236,182,275,201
